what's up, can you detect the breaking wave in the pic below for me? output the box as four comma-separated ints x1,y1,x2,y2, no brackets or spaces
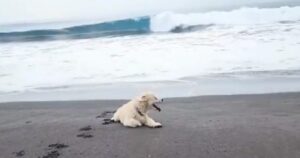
1,6,299,42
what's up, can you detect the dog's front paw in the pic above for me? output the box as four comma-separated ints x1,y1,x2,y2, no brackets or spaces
152,122,162,128
154,125,162,128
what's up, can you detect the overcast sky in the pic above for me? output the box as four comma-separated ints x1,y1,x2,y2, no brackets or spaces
0,0,297,25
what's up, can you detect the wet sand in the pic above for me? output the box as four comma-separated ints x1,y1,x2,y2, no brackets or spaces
2,71,300,103
0,92,300,158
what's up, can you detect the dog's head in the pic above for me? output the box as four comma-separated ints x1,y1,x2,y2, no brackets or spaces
139,92,163,112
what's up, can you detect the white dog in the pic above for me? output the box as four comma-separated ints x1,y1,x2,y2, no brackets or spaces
111,92,163,128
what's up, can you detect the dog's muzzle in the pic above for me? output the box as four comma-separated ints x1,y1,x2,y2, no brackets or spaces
153,99,163,112
152,99,164,112
153,104,161,112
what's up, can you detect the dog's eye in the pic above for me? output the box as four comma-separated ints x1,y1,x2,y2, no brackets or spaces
154,97,158,100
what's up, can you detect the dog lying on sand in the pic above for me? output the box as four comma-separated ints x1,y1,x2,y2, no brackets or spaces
111,92,163,128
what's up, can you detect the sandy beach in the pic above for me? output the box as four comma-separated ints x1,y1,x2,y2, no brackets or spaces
1,1,300,158
0,92,300,158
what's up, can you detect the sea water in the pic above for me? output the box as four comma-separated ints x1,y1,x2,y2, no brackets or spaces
1,6,300,101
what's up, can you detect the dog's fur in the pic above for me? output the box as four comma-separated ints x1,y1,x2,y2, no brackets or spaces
111,92,163,128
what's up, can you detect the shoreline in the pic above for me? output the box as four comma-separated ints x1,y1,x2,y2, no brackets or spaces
1,91,300,104
2,71,300,103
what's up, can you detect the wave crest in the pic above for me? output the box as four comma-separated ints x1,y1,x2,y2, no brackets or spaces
0,17,150,42
150,6,300,32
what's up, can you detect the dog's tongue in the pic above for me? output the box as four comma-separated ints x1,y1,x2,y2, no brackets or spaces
153,104,161,112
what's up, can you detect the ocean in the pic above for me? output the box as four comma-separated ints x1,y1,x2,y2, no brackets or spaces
1,5,300,101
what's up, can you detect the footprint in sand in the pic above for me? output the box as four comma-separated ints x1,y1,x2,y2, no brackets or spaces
41,150,60,158
13,150,25,157
102,118,116,125
96,110,117,125
77,110,116,140
96,110,115,118
77,125,93,138
40,143,69,158
79,125,92,131
77,133,94,138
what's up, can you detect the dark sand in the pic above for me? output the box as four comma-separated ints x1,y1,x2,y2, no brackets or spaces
0,93,300,158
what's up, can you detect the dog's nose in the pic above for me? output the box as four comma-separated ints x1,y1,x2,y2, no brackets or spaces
161,99,164,102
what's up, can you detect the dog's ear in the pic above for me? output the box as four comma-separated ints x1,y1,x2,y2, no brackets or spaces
139,95,147,102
